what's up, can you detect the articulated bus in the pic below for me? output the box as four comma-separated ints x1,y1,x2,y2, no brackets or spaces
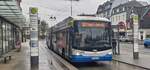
46,16,115,62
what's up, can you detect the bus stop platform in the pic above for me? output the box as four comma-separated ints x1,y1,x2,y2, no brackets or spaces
0,40,54,70
113,50,150,69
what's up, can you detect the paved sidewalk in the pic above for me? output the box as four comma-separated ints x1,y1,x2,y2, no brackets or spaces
0,40,54,70
113,50,150,69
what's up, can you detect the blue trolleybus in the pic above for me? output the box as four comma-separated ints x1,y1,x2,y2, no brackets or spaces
46,16,115,62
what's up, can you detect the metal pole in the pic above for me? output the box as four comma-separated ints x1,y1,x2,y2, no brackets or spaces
29,7,39,69
132,14,139,59
117,26,120,55
71,0,73,16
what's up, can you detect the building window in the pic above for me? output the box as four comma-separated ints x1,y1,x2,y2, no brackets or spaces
114,16,116,22
116,16,118,21
101,14,104,17
107,11,109,16
111,16,114,22
119,8,122,12
122,14,125,20
105,12,107,17
112,10,114,15
118,15,120,21
117,9,119,12
123,7,125,11
113,10,116,15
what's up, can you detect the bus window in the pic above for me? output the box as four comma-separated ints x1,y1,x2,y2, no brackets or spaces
73,21,111,51
146,35,150,39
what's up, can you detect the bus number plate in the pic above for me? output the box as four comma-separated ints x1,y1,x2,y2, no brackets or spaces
92,57,99,60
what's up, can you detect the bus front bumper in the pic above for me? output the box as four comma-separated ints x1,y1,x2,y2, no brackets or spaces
70,54,112,62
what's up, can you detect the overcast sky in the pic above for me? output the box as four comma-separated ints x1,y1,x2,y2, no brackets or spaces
21,0,150,27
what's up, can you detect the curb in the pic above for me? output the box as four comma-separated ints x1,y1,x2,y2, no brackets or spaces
112,58,150,70
46,47,78,70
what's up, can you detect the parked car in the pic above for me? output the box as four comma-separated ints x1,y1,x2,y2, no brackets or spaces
144,38,150,48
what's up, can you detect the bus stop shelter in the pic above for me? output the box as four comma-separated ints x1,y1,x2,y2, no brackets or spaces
0,1,26,27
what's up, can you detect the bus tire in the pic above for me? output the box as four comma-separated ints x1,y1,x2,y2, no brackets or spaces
144,44,148,48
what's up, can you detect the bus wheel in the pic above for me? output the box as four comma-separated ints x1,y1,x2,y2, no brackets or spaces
62,48,65,56
144,44,148,48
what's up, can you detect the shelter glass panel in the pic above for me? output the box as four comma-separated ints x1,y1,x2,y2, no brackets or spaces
0,20,2,56
8,23,13,51
2,21,6,54
5,22,9,53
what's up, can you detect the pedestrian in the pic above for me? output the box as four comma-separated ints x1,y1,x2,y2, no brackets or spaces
112,38,117,54
16,40,21,52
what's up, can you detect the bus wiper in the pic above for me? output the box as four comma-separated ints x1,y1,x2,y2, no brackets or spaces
96,40,109,44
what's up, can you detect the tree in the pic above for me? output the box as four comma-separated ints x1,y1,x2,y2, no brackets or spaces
39,20,48,39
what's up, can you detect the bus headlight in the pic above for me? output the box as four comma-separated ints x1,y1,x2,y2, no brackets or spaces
108,52,112,55
76,52,81,55
72,49,84,56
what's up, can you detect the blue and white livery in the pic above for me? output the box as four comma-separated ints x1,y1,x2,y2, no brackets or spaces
46,16,115,62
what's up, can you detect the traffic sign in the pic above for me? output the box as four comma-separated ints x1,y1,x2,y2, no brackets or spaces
133,15,138,24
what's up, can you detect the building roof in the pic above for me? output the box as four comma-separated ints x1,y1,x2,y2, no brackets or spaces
96,0,114,14
111,0,148,16
125,1,145,7
111,0,129,9
113,0,145,10
138,1,148,6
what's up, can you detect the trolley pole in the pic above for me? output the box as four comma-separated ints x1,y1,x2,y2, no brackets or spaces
132,13,139,59
29,7,39,69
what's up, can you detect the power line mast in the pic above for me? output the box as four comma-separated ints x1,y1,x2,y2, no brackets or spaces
70,0,73,16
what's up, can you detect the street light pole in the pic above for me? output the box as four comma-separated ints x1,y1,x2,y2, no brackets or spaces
117,26,120,55
70,0,73,16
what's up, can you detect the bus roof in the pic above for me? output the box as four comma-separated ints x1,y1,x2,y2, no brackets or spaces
72,16,110,22
51,16,110,32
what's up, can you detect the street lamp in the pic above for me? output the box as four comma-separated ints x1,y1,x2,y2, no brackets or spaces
50,16,56,20
49,16,56,27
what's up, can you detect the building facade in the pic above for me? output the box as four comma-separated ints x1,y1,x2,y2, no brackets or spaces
96,0,149,40
138,5,150,40
96,0,114,18
111,0,148,39
111,0,148,25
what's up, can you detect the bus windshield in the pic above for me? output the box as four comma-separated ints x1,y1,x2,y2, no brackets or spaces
73,21,111,51
146,35,150,39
